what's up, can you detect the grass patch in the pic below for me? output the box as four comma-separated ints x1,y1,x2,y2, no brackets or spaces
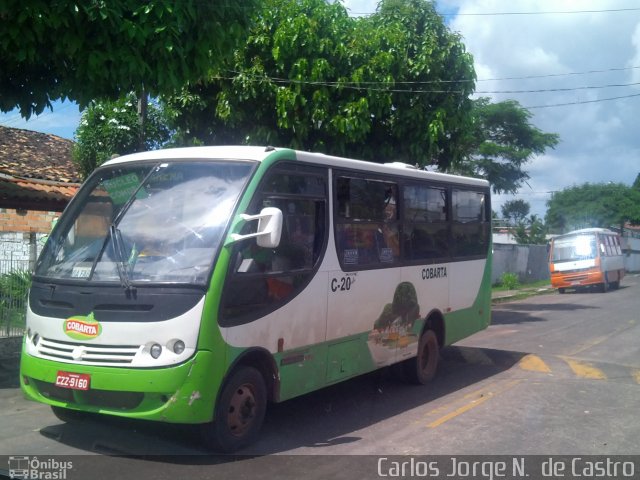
492,278,550,292
491,278,552,304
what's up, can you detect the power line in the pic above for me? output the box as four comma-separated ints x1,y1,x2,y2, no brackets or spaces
0,102,77,128
478,81,640,94
442,7,640,16
524,92,640,109
477,66,640,82
219,72,640,96
347,7,640,17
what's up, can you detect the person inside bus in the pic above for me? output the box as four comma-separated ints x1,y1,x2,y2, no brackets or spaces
377,189,400,261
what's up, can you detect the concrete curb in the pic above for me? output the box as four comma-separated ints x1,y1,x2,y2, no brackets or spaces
492,287,554,302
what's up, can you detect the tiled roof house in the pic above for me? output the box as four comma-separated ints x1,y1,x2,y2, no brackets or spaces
1,127,81,270
0,126,80,213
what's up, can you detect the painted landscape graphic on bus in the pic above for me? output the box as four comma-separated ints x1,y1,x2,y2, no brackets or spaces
367,282,420,365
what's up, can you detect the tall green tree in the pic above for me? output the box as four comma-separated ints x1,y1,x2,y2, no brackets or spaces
164,0,476,167
501,199,530,226
453,98,560,193
545,183,640,233
0,0,258,118
73,94,170,178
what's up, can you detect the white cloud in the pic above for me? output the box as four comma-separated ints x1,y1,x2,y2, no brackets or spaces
629,22,640,83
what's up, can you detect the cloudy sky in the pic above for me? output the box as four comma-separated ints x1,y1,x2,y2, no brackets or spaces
2,0,640,218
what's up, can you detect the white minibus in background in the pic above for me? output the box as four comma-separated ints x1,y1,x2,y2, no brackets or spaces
549,228,625,293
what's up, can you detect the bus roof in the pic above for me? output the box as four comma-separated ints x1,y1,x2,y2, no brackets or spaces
102,145,490,188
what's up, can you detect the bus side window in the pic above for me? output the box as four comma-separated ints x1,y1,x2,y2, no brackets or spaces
451,190,488,257
334,176,399,268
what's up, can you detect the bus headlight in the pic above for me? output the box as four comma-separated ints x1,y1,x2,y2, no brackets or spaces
171,340,185,355
150,343,162,359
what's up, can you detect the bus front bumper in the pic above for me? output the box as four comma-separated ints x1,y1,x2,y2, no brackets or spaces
550,270,604,289
20,350,220,424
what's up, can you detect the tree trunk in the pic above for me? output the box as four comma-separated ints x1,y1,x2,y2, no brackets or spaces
137,88,148,152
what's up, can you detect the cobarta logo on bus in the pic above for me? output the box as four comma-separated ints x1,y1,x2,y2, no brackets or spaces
63,312,102,340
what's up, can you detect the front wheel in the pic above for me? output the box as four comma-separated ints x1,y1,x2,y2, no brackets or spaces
403,329,440,384
200,366,267,453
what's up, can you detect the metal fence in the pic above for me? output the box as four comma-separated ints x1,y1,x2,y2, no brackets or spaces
0,252,31,338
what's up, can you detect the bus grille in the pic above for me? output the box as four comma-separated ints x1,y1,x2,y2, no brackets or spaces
564,274,588,282
36,337,140,366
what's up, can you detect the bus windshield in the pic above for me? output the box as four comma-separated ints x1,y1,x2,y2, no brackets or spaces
35,160,254,285
552,234,597,263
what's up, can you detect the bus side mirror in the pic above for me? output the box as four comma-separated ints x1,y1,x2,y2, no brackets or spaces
230,207,283,248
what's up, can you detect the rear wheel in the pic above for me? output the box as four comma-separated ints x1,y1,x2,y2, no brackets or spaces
200,366,267,453
403,329,439,384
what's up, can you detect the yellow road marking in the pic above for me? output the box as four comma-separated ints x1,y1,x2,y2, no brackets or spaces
632,369,640,385
427,380,521,428
563,358,606,380
518,354,551,373
416,382,500,422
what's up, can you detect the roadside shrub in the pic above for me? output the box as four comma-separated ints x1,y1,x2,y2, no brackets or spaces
0,270,32,334
499,272,520,290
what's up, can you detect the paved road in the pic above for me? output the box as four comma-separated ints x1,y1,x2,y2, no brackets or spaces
1,275,639,479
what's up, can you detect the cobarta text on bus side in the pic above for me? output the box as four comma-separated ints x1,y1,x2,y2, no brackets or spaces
422,266,447,280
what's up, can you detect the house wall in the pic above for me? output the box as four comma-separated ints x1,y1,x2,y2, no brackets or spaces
0,208,58,234
622,235,640,273
0,208,56,272
492,243,550,285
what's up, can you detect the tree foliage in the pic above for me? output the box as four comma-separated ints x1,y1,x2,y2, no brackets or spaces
453,98,560,194
73,93,170,178
545,183,640,233
0,0,257,118
164,0,476,167
501,199,530,226
513,214,548,245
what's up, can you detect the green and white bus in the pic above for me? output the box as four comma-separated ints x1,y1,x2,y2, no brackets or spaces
20,146,492,451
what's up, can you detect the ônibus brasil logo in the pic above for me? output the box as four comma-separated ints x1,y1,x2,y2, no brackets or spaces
63,312,102,340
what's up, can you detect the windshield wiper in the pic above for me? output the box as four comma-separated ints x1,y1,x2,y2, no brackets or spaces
88,164,164,287
110,224,133,290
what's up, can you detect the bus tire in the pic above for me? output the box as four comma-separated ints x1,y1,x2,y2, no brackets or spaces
403,329,439,385
201,366,267,453
51,406,90,423
558,288,566,294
